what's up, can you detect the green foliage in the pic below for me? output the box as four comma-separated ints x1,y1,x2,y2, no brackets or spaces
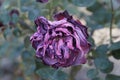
21,50,36,75
36,68,68,80
109,42,120,51
94,57,113,73
95,44,108,58
109,42,120,59
70,0,96,7
106,74,120,80
35,58,49,70
86,1,112,33
13,28,21,37
87,69,98,79
111,49,120,59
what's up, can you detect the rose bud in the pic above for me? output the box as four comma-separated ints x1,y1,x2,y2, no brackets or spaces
36,0,48,3
9,9,19,27
9,9,19,17
30,11,91,68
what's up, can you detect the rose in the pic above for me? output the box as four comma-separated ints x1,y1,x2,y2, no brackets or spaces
30,11,90,68
36,0,48,3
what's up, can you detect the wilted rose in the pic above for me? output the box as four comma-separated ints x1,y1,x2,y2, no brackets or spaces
36,0,48,3
30,11,90,68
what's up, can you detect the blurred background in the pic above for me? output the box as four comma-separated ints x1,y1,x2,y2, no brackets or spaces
0,0,120,80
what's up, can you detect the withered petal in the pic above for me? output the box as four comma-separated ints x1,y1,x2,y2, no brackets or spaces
30,10,91,68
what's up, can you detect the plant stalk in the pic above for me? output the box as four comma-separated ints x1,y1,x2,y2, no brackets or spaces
110,0,114,44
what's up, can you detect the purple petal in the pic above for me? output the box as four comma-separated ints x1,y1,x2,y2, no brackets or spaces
54,10,72,21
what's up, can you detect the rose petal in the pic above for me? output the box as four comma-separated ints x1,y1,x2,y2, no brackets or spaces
54,10,72,21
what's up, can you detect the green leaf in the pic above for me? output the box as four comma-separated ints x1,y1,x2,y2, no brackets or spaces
87,1,102,12
114,9,120,23
90,8,111,24
106,74,120,80
88,36,95,48
21,50,36,75
13,28,21,37
35,58,49,71
109,42,120,60
95,44,108,58
87,69,98,79
109,42,120,51
87,1,112,25
36,68,68,80
94,57,113,73
71,0,96,7
92,44,108,58
111,49,120,60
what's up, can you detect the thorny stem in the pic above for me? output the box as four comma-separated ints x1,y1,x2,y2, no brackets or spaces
110,0,114,44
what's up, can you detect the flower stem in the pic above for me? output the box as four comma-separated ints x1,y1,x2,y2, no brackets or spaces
110,0,114,44
17,0,21,12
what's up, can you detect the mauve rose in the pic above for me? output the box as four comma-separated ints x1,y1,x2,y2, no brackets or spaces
36,0,48,3
30,11,90,68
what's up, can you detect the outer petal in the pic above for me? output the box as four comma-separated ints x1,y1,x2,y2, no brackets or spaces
35,17,49,34
54,10,72,21
30,32,43,49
